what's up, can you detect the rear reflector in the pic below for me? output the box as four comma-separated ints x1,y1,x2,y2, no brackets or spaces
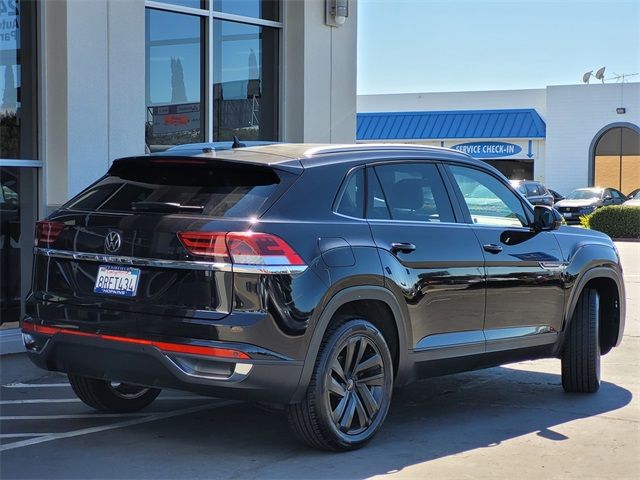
35,221,65,246
21,322,250,359
178,231,305,266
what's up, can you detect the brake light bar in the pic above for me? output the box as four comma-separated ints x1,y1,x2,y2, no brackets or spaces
21,322,250,359
177,231,305,266
35,221,65,246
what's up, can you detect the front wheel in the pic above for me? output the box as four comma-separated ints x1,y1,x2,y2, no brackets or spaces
561,288,601,393
68,374,161,413
286,319,394,451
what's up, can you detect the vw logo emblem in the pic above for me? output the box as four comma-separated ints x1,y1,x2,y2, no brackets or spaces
104,231,122,254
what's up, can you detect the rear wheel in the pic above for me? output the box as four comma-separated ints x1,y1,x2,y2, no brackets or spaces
562,288,601,393
68,374,161,412
286,318,394,451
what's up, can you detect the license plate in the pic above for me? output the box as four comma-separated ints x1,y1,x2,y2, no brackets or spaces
94,265,140,297
563,212,572,218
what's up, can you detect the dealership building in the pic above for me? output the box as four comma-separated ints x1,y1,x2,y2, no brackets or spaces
357,83,640,195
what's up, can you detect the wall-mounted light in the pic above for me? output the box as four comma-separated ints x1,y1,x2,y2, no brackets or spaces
326,0,349,27
616,108,626,114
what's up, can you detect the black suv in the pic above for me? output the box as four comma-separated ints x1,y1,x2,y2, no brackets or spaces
554,187,627,223
23,144,626,451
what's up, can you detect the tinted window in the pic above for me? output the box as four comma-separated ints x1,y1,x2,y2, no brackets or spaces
526,183,542,196
374,163,454,223
449,166,528,227
65,161,282,218
336,169,365,218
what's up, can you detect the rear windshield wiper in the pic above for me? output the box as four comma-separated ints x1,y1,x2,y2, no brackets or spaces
131,201,204,213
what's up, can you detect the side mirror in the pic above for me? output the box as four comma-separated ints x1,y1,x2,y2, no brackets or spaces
533,205,562,231
604,194,613,200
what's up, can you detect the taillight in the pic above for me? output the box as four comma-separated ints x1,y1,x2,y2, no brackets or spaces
176,232,230,262
177,231,305,266
35,221,65,246
226,232,304,266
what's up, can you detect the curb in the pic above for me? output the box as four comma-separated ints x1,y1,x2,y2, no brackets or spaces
0,328,25,355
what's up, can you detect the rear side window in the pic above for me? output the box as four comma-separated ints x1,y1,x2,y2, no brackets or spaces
64,159,285,218
335,168,365,218
373,163,455,223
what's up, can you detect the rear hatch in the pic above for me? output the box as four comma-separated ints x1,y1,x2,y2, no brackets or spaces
31,156,297,328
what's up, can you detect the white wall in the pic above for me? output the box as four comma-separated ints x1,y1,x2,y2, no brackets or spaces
283,0,358,143
358,88,547,117
544,83,640,193
42,0,146,208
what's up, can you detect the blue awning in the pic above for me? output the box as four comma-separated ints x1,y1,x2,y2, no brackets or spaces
357,108,546,141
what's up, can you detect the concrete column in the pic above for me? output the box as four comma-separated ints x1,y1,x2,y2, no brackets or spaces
283,0,357,143
42,0,145,209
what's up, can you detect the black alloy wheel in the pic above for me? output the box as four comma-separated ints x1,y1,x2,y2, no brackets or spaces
287,318,394,451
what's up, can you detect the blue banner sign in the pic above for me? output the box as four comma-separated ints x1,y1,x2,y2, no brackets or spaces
451,141,523,159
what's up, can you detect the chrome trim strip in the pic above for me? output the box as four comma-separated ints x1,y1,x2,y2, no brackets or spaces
484,325,556,342
415,330,485,350
34,248,308,275
539,261,568,271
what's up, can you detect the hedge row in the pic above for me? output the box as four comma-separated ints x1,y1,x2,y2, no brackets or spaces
580,206,640,239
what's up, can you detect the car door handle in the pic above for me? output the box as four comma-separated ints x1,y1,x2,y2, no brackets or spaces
390,242,416,254
483,244,503,254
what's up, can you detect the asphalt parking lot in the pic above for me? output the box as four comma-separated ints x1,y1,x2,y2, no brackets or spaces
1,242,638,480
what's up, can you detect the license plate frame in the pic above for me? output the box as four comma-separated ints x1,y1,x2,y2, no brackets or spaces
94,265,140,297
563,212,572,218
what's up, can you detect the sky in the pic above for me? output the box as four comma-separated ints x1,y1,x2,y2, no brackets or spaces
357,0,640,94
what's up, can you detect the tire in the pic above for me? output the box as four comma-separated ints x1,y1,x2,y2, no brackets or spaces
68,374,161,413
561,288,601,393
286,318,394,451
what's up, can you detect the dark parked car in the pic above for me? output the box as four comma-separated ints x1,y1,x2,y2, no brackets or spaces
554,187,627,223
548,188,565,203
22,144,626,451
510,180,555,206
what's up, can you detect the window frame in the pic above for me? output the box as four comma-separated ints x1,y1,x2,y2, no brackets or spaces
442,162,535,229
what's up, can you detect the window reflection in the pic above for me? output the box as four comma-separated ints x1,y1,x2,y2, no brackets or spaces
145,9,204,151
212,20,278,141
212,0,279,21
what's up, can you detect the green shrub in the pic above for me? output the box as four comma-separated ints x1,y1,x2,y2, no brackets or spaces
580,206,640,239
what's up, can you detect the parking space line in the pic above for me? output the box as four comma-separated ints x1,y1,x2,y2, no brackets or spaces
1,413,154,420
0,396,210,405
0,434,56,439
0,400,236,452
3,383,70,388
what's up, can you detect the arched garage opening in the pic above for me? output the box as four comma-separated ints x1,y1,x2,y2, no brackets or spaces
591,124,640,194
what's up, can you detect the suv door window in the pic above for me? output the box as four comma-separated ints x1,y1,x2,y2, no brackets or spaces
373,163,454,222
448,165,528,227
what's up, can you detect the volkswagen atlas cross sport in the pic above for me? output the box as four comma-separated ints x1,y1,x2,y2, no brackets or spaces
22,143,626,451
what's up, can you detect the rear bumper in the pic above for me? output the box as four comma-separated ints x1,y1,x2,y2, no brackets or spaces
21,318,303,404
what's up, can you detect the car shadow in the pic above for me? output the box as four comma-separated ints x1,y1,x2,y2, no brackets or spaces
124,366,632,479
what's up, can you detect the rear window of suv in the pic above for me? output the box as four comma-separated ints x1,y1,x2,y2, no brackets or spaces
64,158,288,218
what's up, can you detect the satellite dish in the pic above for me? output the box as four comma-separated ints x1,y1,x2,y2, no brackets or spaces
595,67,606,82
582,71,593,83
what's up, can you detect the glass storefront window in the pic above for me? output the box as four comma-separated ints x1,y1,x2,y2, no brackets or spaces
212,20,278,141
0,0,39,329
594,126,640,194
0,167,37,326
145,9,204,151
1,0,37,160
212,0,279,21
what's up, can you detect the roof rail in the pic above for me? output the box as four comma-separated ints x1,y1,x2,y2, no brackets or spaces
303,143,455,157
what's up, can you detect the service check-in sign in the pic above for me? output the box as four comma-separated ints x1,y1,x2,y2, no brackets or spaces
451,141,523,159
